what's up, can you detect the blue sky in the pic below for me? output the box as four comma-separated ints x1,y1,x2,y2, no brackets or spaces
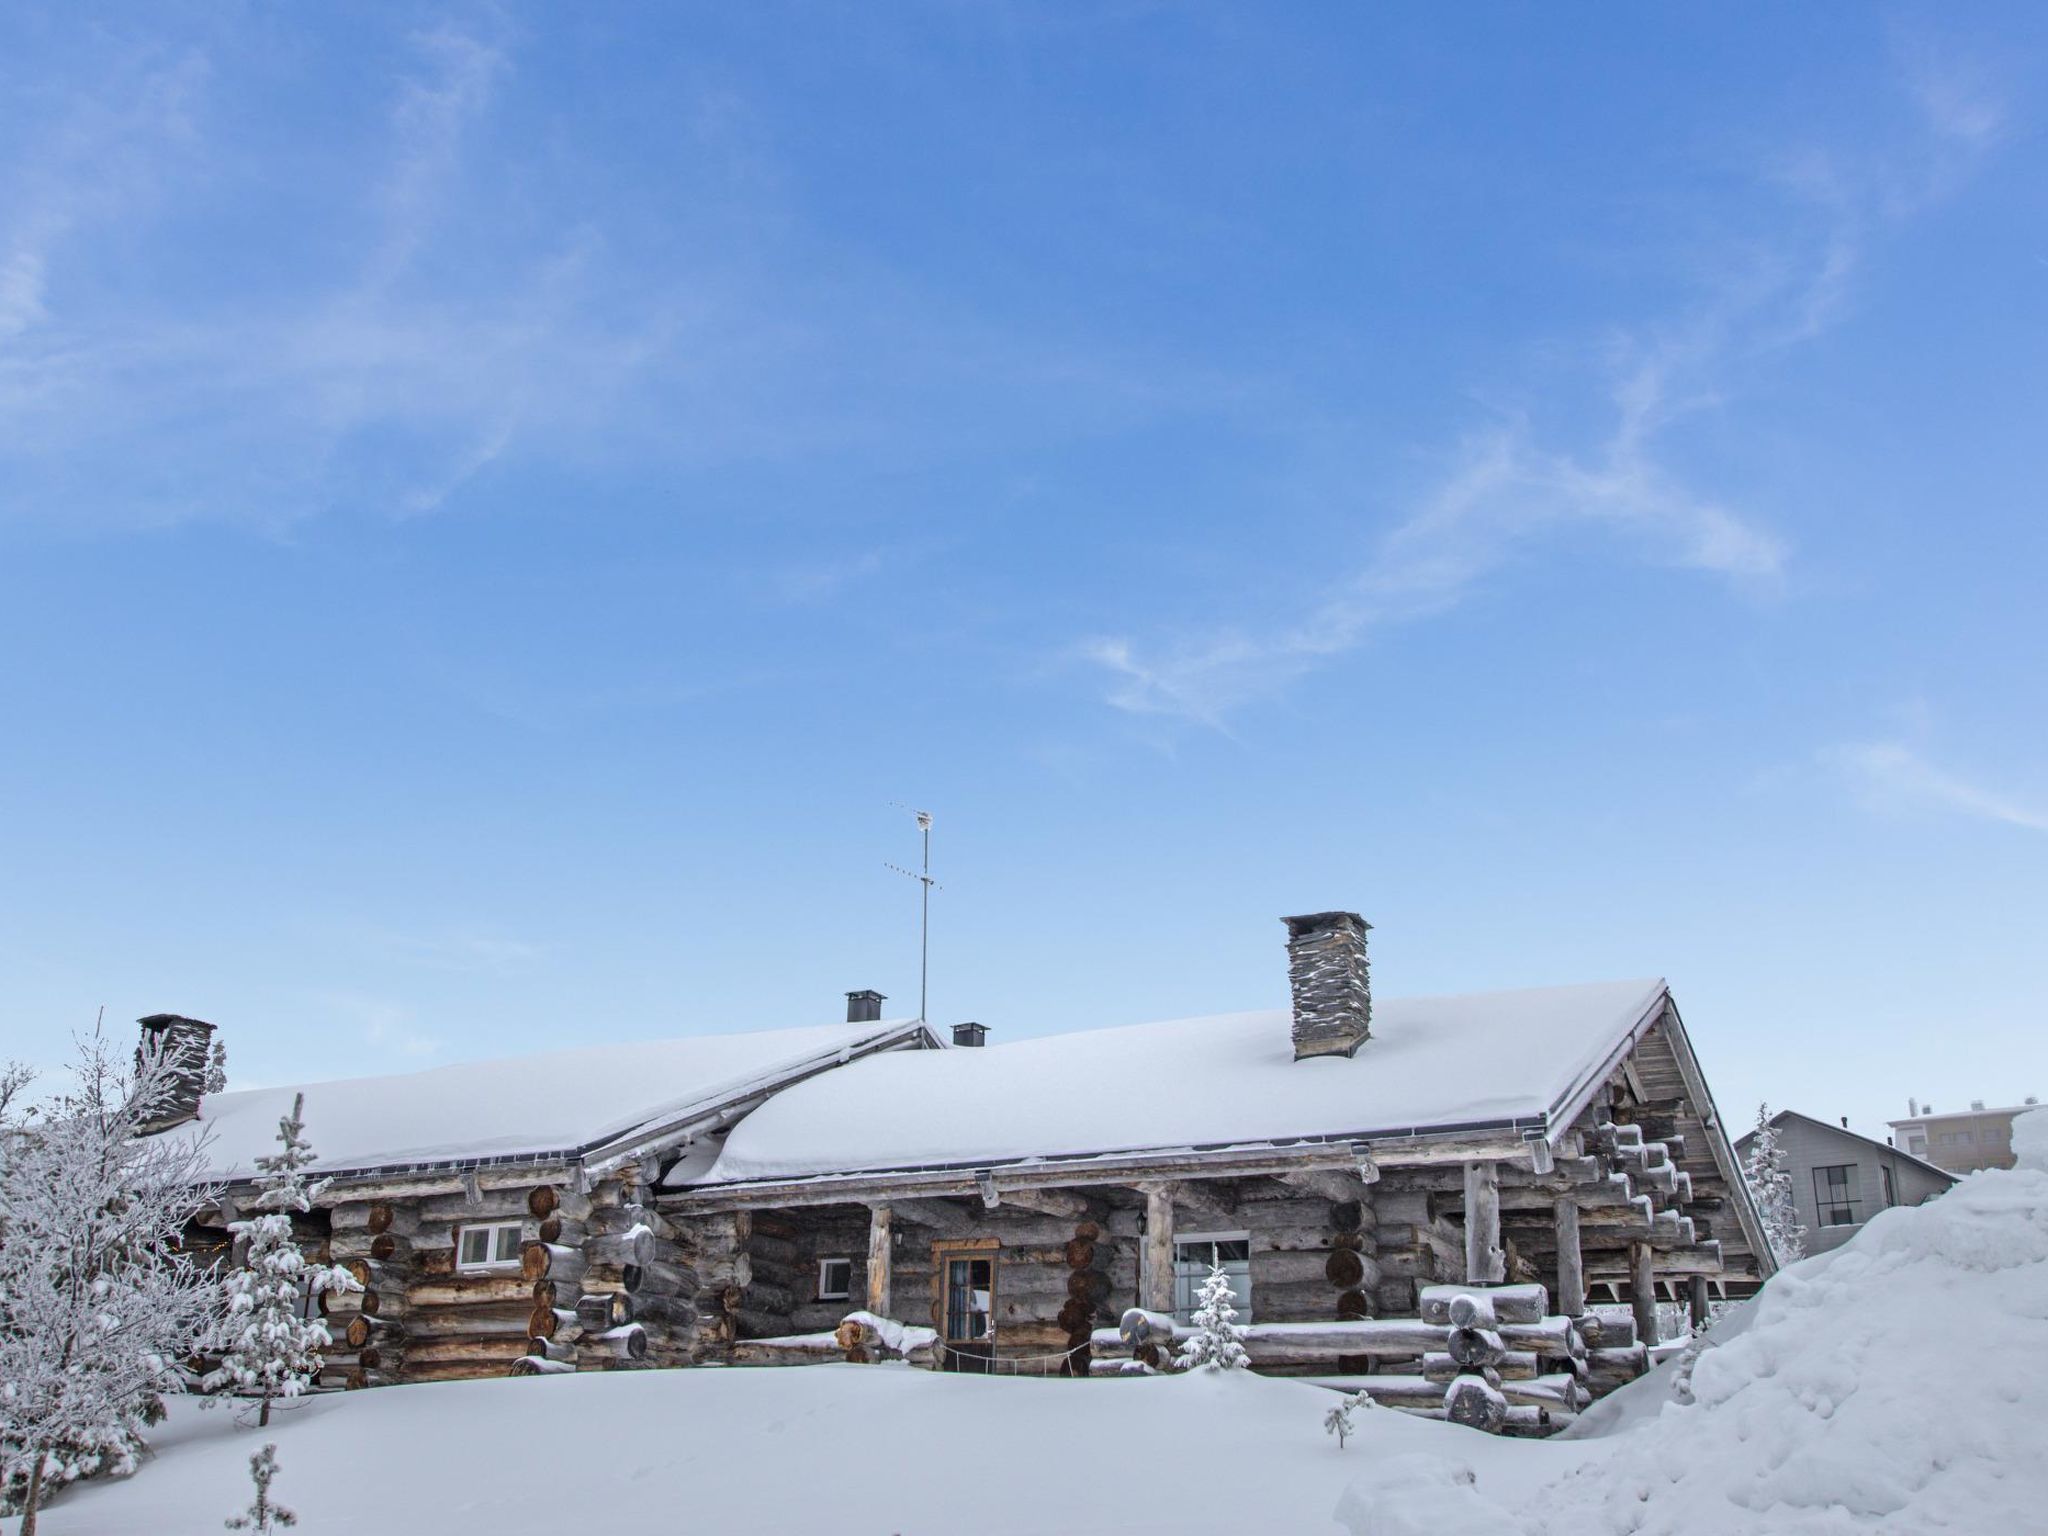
1,4,2043,1142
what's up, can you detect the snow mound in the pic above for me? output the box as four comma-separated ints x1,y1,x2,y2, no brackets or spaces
1334,1452,1499,1536
1340,1160,2048,1534
2014,1104,2048,1172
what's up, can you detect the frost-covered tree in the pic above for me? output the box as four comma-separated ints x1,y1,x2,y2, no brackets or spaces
205,1093,359,1426
0,1026,226,1536
1742,1103,1806,1266
1175,1262,1250,1372
224,1443,295,1531
1323,1388,1373,1447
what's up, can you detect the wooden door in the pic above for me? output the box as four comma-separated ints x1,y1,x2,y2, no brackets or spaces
938,1248,996,1373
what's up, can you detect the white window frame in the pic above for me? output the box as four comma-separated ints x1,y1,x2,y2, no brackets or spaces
456,1219,526,1274
1172,1229,1253,1325
817,1256,853,1302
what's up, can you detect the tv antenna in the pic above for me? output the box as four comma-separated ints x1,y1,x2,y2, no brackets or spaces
885,807,938,1022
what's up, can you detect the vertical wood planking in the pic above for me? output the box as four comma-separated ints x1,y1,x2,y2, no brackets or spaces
866,1204,893,1317
1463,1162,1504,1284
1140,1183,1176,1314
1553,1196,1585,1318
1629,1239,1659,1347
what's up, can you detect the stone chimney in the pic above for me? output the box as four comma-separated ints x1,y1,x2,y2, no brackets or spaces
952,1021,988,1048
845,989,886,1024
135,1013,217,1132
1282,912,1372,1061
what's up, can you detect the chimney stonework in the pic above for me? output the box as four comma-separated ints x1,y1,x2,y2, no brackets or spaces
135,1013,217,1132
1282,911,1372,1061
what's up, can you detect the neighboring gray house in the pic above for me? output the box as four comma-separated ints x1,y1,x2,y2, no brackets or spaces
1737,1110,1957,1256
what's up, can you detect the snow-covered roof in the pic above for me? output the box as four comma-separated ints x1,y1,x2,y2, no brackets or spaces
1739,1108,1959,1185
168,1019,929,1181
695,979,1670,1186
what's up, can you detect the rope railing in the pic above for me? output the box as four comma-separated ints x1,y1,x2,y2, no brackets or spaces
931,1337,1092,1376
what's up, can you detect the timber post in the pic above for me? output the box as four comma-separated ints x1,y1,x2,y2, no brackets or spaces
1553,1196,1585,1318
1463,1162,1504,1284
1140,1182,1177,1314
866,1204,893,1318
1628,1239,1659,1347
1687,1274,1710,1333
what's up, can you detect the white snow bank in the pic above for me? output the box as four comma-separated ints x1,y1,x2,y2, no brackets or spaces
25,1363,1574,1536
1340,1158,2048,1534
701,979,1668,1182
157,1019,922,1179
2014,1104,2048,1172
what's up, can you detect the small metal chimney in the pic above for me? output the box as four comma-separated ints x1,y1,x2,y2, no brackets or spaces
952,1021,988,1048
1282,911,1372,1061
845,989,886,1024
136,1013,217,1132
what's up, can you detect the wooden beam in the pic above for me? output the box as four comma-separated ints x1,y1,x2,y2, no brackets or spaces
1140,1182,1176,1313
661,1132,1539,1214
1553,1196,1585,1319
1464,1162,1504,1284
1276,1168,1366,1205
889,1199,979,1237
1688,1273,1710,1331
866,1205,893,1317
995,1187,1089,1221
1628,1239,1658,1347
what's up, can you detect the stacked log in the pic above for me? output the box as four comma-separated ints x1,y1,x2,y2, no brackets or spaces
321,1200,414,1388
1329,1200,1379,1321
690,1210,753,1359
1057,1220,1109,1375
1244,1191,1381,1328
517,1182,595,1375
1440,1292,1509,1435
832,1312,940,1367
1365,1187,1463,1316
1331,1373,1586,1415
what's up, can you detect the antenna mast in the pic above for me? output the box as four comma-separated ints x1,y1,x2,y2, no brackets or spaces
886,808,937,1023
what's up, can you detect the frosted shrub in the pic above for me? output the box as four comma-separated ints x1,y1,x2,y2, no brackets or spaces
1742,1103,1805,1265
0,1028,226,1535
204,1094,360,1426
224,1443,295,1531
1175,1263,1250,1372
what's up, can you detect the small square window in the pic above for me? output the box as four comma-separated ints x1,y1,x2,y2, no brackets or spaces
817,1257,853,1302
457,1220,525,1273
1813,1164,1859,1228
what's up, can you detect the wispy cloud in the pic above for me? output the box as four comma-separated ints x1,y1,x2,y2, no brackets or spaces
1083,374,1788,722
1079,53,2006,726
298,991,445,1063
1827,741,2048,834
379,927,549,974
0,20,679,528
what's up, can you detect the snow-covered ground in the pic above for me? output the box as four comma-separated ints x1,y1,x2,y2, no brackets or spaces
18,1113,2048,1536
22,1367,1577,1535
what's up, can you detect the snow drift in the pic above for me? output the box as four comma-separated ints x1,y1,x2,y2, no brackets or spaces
1345,1106,2048,1534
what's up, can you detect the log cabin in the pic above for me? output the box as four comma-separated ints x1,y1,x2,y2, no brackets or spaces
153,910,1771,1429
154,1004,940,1385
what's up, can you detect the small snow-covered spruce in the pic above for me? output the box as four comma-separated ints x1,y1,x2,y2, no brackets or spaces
224,1443,295,1531
205,1094,360,1427
1174,1263,1250,1372
0,1025,227,1536
1324,1389,1372,1447
204,1038,229,1097
1742,1103,1806,1266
